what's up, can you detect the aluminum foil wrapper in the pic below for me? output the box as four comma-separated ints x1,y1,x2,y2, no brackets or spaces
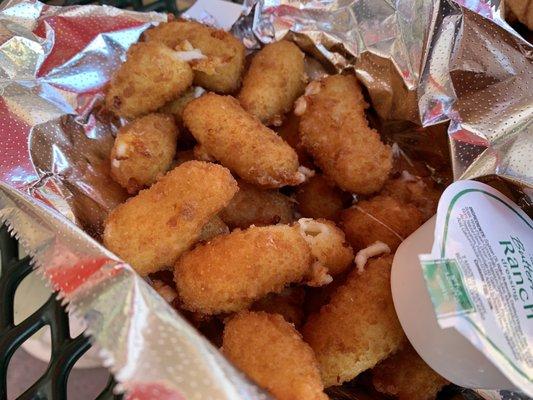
234,0,532,190
0,0,531,398
0,1,268,398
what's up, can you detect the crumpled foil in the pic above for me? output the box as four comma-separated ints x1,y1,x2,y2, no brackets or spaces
234,0,532,189
0,0,530,398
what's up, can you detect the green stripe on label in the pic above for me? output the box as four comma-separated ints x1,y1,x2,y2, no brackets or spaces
422,259,475,318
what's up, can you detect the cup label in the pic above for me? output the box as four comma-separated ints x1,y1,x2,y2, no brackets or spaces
419,180,533,397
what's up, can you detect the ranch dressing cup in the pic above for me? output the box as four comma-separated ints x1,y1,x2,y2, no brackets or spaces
391,180,532,396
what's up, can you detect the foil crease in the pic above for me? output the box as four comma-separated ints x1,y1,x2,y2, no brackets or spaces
237,0,532,187
0,0,530,398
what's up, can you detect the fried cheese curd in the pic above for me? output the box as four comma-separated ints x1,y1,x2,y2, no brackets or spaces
372,344,448,400
183,93,307,188
238,41,306,126
339,195,425,252
381,173,441,220
302,255,404,387
196,215,229,244
298,74,392,194
110,113,178,194
103,161,237,276
296,174,349,220
297,218,353,276
159,86,204,127
144,20,245,93
219,180,295,229
276,112,313,168
222,311,328,400
174,218,351,314
173,150,196,167
303,276,347,318
174,224,314,314
251,287,306,327
506,0,533,29
105,42,193,118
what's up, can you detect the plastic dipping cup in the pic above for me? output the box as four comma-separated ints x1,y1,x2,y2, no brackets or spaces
391,216,519,391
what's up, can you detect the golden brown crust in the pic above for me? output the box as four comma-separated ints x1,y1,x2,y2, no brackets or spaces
105,42,193,118
299,75,392,194
381,176,441,221
219,180,295,229
183,93,304,188
303,276,347,317
173,150,196,167
302,256,404,387
100,30,449,394
339,195,425,252
144,21,245,93
223,311,328,400
196,215,229,244
103,161,237,275
174,225,314,314
239,41,306,125
276,112,314,168
251,287,306,327
296,175,348,220
110,113,178,194
506,0,533,29
372,344,448,400
159,87,201,127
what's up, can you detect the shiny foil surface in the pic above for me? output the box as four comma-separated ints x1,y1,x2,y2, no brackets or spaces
236,0,532,187
0,0,531,398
